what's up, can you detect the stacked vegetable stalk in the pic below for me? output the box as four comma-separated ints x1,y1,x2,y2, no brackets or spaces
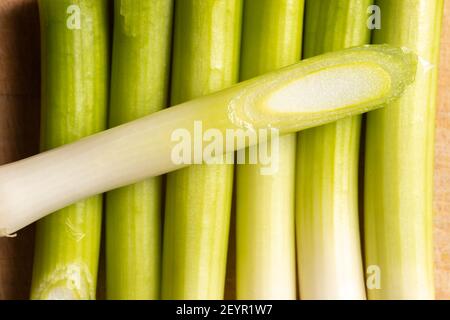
161,0,242,299
106,0,173,300
237,0,304,300
31,0,110,299
365,0,444,300
296,0,371,300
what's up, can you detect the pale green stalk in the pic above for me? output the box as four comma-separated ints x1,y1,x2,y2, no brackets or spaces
31,0,110,299
365,0,444,300
0,45,417,237
236,0,304,300
106,0,173,300
161,0,242,300
296,0,371,300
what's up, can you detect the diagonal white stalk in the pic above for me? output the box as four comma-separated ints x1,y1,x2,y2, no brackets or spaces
0,45,417,236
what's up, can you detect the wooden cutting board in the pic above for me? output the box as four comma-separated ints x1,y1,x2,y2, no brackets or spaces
0,0,449,300
434,0,450,300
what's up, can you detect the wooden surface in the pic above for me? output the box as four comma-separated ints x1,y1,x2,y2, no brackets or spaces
434,0,450,300
0,0,40,300
0,0,449,300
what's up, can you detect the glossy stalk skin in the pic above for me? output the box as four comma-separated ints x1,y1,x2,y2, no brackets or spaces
31,0,110,300
106,0,173,300
161,0,243,300
236,0,304,300
365,0,444,300
296,0,371,300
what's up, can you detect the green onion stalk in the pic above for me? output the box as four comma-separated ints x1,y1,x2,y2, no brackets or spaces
31,0,110,300
161,0,243,300
237,0,304,300
296,0,372,300
365,0,444,300
106,0,173,300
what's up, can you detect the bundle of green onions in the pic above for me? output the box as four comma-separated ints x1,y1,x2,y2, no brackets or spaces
0,0,443,301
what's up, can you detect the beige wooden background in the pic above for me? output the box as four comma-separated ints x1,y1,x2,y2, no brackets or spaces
0,0,449,299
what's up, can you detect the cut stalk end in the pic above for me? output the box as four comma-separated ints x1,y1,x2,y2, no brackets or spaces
39,286,79,300
31,263,95,300
266,63,391,113
230,45,417,133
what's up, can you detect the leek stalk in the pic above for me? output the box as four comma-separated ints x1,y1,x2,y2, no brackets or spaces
365,0,444,300
161,0,243,300
31,0,110,300
236,0,304,300
296,0,372,300
0,46,417,238
106,0,173,300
